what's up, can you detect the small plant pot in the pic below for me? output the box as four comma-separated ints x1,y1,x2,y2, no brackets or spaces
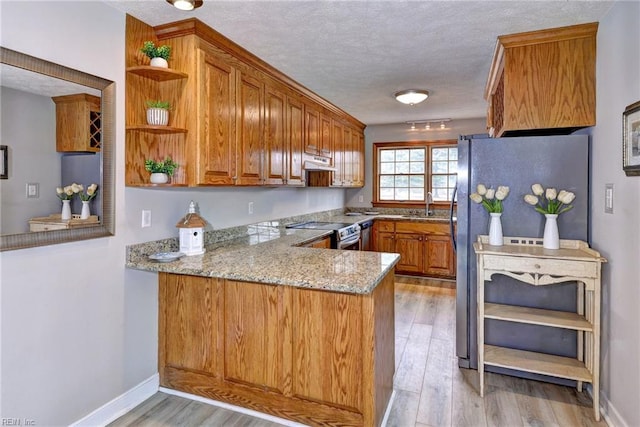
147,108,169,126
150,173,169,184
150,57,168,68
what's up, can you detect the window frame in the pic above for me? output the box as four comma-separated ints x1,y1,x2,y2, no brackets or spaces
372,139,457,209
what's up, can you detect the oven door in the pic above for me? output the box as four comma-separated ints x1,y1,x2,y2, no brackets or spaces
337,234,361,250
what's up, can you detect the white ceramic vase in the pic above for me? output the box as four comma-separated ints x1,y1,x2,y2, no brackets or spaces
80,201,91,220
543,214,560,249
488,212,503,246
146,108,169,126
150,57,168,68
150,173,169,184
61,199,72,220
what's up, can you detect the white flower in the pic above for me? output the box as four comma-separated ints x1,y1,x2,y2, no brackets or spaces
64,186,74,197
469,193,483,204
477,184,487,196
545,188,557,200
532,183,544,196
56,187,63,195
485,188,495,200
71,183,82,193
87,183,98,195
495,186,509,201
524,194,538,205
557,190,575,205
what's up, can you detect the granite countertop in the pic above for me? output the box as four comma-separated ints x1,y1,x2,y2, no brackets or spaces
126,227,400,295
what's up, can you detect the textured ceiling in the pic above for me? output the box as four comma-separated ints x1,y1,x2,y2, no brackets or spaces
108,0,613,125
1,64,101,98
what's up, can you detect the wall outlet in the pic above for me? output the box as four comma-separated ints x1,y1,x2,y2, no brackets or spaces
141,210,151,228
26,183,39,198
604,184,614,214
358,195,364,203
248,201,254,215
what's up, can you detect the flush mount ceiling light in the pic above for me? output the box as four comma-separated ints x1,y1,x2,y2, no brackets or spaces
394,89,430,105
166,0,203,11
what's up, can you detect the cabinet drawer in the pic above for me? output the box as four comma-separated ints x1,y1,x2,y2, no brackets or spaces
375,221,395,232
482,255,597,278
395,221,449,235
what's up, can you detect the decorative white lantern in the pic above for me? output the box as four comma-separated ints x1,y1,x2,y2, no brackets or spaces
176,201,206,256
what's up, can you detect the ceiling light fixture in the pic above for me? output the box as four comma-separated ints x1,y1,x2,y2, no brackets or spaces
410,122,416,130
166,0,203,11
425,123,430,130
440,121,446,129
394,89,429,106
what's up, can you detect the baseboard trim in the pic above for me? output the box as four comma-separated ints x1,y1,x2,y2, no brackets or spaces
381,389,396,427
159,387,308,426
70,374,159,427
598,389,628,427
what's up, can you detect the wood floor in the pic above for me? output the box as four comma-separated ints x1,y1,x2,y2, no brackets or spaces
110,278,607,427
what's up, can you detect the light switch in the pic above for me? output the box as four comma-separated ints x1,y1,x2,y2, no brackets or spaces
604,184,613,214
26,183,39,198
141,210,151,227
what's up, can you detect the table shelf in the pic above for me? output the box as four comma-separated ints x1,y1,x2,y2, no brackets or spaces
484,303,593,331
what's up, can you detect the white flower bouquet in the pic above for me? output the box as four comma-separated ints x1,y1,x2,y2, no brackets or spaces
524,183,575,215
56,183,82,201
79,183,99,201
469,183,510,213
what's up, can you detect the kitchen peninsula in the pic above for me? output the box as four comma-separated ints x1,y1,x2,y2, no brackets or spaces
127,220,399,426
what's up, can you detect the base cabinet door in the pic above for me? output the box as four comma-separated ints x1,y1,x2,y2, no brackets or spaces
395,233,424,273
424,235,455,277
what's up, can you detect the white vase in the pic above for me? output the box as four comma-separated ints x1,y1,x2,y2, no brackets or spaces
150,173,169,184
61,199,71,220
80,201,91,219
150,57,168,68
488,212,503,246
543,214,560,249
146,108,169,126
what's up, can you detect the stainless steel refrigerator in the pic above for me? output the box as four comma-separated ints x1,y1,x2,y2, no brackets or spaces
454,133,590,384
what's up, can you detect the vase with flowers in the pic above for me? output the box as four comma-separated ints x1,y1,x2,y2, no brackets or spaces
469,183,510,246
56,183,82,220
524,183,576,249
78,183,99,219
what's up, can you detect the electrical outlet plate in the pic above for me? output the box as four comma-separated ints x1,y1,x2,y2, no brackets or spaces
26,183,39,198
604,184,614,214
142,210,151,227
248,201,254,215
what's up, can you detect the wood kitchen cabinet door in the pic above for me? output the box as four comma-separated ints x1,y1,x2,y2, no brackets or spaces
196,50,236,185
224,280,287,393
263,85,287,185
395,233,424,274
292,287,363,411
374,231,395,254
332,120,345,186
235,73,264,185
424,235,455,277
304,102,320,156
286,96,305,186
319,113,332,158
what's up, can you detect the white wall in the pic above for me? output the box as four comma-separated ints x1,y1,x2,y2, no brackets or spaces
591,2,640,427
346,118,486,207
0,87,59,234
0,2,345,425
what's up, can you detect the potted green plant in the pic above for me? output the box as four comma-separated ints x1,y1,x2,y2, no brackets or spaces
146,100,171,126
140,41,171,68
145,157,179,184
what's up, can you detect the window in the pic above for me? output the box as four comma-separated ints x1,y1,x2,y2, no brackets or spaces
373,140,457,207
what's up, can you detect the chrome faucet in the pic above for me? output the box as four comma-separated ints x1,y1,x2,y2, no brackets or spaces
426,192,433,217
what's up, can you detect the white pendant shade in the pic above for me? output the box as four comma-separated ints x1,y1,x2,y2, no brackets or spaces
395,89,429,105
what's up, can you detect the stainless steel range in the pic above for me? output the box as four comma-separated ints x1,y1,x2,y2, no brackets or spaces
286,221,362,250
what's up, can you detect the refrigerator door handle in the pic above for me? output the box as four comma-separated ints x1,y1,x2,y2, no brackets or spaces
449,186,457,252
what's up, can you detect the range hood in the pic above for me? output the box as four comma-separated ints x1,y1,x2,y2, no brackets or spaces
303,154,336,172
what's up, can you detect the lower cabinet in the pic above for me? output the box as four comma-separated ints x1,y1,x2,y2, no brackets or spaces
158,272,394,426
373,220,456,278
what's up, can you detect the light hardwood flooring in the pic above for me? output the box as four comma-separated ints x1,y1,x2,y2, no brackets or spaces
110,278,607,427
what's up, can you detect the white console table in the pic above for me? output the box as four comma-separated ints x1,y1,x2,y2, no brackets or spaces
473,235,606,421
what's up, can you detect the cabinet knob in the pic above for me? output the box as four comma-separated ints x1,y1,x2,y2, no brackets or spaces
534,264,541,269
232,176,238,180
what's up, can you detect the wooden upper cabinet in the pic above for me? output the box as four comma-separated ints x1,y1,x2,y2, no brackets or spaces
53,93,101,153
196,50,236,185
235,73,264,185
485,22,597,137
304,103,320,156
286,96,305,186
331,120,345,186
263,85,287,185
319,114,332,158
